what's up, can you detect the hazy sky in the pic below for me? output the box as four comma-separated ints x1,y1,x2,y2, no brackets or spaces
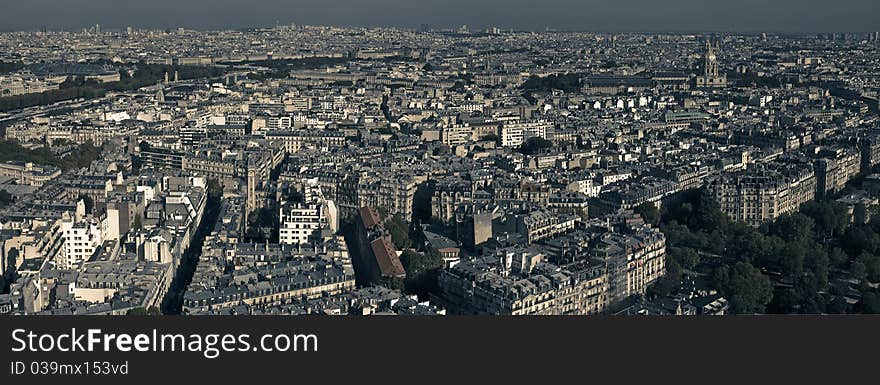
1,0,879,33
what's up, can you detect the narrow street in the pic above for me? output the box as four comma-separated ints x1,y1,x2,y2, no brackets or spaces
160,194,222,315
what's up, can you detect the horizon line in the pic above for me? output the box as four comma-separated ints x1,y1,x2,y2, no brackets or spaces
1,23,878,35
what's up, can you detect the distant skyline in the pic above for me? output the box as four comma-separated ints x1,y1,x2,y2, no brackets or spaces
2,0,880,33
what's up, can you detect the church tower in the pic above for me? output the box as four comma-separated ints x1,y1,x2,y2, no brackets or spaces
156,82,165,105
695,38,727,89
704,40,719,77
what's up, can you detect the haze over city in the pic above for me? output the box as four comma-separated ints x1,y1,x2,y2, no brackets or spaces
2,0,880,33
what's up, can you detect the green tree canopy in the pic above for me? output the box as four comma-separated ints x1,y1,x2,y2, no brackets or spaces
126,307,162,316
0,189,12,208
384,214,412,250
399,249,443,299
634,202,661,226
714,262,773,314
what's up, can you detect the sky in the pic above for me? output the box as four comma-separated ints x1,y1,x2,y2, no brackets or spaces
1,0,879,33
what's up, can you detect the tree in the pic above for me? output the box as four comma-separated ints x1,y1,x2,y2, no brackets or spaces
694,190,728,232
859,292,880,314
386,277,406,292
669,247,699,270
384,214,412,250
647,257,682,298
399,249,443,298
844,227,871,256
634,202,660,226
851,260,868,281
804,245,830,288
725,223,773,264
771,213,814,243
126,307,162,315
57,141,102,170
246,207,278,242
826,295,849,314
0,61,26,74
778,241,807,278
656,187,876,314
767,288,800,314
715,262,773,314
0,189,11,208
802,200,849,238
854,203,868,225
856,253,880,282
829,247,848,268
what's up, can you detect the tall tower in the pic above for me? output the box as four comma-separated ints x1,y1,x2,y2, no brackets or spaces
704,40,719,77
695,38,727,89
155,82,165,104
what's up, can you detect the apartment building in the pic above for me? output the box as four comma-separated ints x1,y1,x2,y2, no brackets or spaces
706,163,817,226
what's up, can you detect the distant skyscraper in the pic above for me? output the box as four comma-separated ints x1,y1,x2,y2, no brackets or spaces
127,26,133,35
95,24,101,34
